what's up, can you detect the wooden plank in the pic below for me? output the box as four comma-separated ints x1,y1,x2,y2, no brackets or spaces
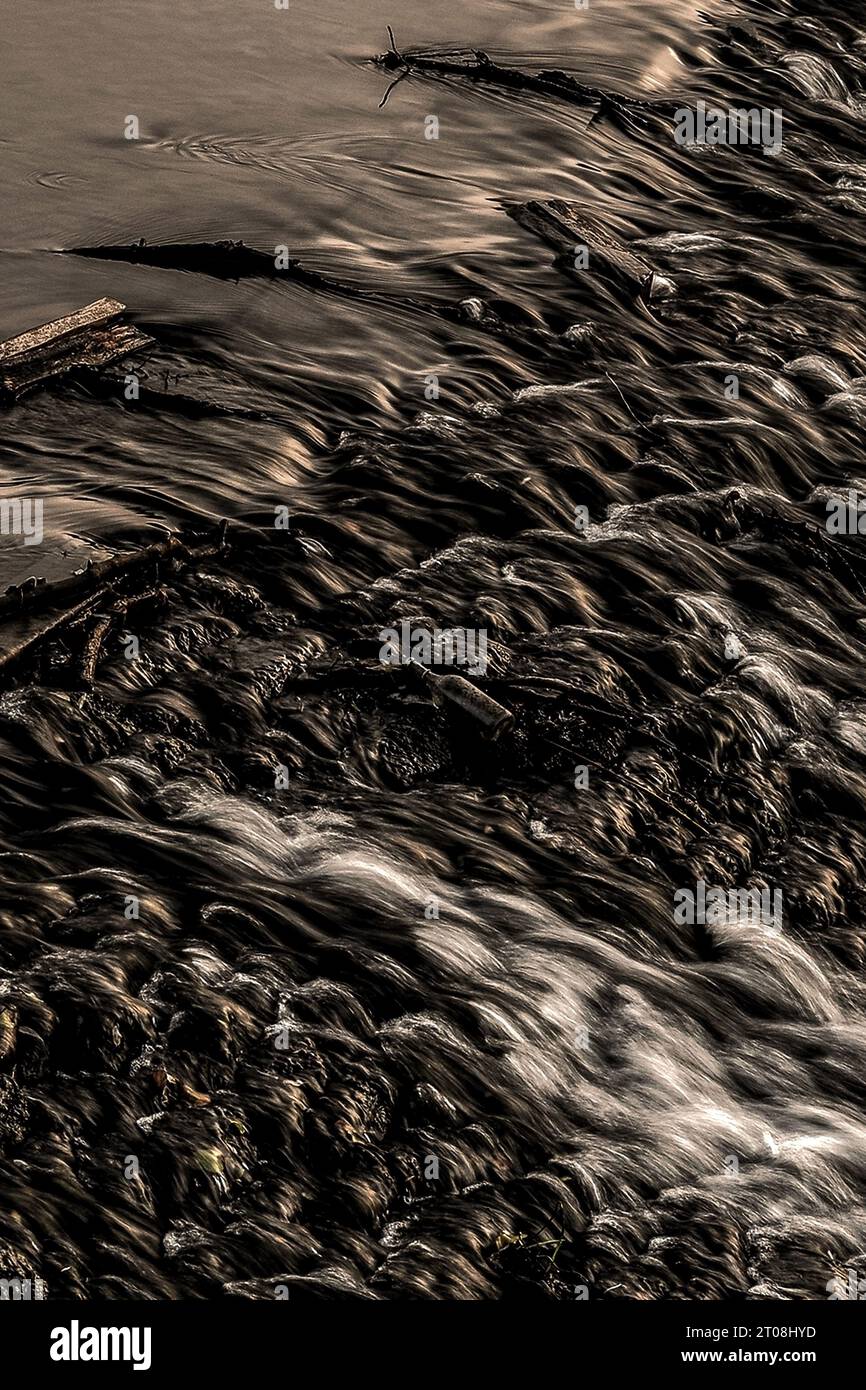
510,199,674,301
0,299,153,401
0,298,125,364
2,323,152,399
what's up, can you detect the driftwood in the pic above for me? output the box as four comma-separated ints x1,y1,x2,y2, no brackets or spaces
510,199,674,303
0,298,152,400
0,523,228,683
74,588,166,686
77,614,114,686
0,523,227,623
0,294,271,417
64,240,281,281
0,585,118,682
63,242,558,355
374,42,675,118
0,298,125,362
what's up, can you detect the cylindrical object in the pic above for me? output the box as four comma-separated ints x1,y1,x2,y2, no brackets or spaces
410,660,514,740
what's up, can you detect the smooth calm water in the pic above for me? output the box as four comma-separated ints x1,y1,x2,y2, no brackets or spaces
1,0,713,582
4,0,866,1302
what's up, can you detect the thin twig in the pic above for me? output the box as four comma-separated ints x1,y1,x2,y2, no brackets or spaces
604,370,639,422
379,71,408,109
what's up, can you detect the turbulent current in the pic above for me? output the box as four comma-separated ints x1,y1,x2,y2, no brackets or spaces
2,0,866,1300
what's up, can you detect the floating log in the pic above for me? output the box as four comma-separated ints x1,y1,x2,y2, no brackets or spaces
0,298,152,400
0,297,123,362
0,293,275,416
510,199,675,302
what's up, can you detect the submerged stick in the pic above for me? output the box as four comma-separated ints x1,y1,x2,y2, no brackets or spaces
0,524,228,683
77,613,114,686
75,587,166,686
373,43,675,118
64,240,281,281
62,242,558,354
0,523,227,623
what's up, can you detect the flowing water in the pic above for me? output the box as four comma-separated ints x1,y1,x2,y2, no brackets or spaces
2,0,866,1299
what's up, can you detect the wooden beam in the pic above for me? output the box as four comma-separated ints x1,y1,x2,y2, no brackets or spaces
0,299,152,400
0,297,125,364
510,199,674,302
